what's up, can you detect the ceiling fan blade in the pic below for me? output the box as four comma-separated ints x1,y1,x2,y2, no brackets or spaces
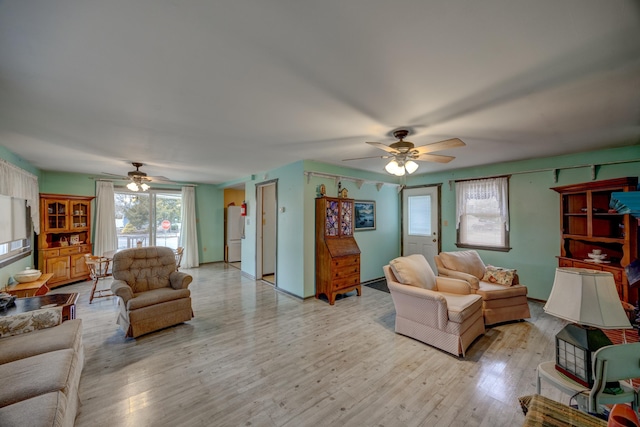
148,175,174,183
342,155,391,161
412,138,465,155
414,153,456,163
366,141,400,154
101,172,128,179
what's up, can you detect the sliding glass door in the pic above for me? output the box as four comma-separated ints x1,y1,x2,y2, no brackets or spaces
114,190,182,250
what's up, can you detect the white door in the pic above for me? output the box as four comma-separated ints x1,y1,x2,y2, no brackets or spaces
261,183,276,276
402,186,440,272
256,181,277,283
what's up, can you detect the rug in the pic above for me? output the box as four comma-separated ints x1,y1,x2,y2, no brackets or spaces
364,278,389,293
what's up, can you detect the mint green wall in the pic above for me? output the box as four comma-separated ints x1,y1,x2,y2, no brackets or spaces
303,161,401,298
0,147,41,287
3,142,638,303
196,184,225,263
0,150,224,285
39,171,96,196
240,162,306,296
407,145,640,300
39,171,224,264
236,160,400,299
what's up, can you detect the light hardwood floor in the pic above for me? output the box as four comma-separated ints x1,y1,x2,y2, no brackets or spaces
49,262,570,427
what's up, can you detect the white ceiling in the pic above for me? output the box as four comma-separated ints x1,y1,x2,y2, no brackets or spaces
1,0,639,185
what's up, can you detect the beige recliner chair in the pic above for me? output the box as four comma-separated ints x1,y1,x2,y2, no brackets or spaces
384,254,485,357
111,246,194,338
434,250,531,326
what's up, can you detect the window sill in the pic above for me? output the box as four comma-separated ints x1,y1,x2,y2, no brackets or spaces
0,249,32,269
455,243,511,252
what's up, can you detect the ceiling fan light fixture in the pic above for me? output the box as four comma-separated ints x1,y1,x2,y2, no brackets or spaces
127,181,139,191
405,160,419,174
385,159,400,174
140,183,150,191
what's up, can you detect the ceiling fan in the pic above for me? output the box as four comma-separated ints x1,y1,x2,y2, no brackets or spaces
343,129,465,176
102,162,175,191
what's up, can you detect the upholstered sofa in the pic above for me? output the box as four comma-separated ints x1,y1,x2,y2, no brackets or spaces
384,254,485,357
111,246,194,338
434,250,531,325
0,308,84,427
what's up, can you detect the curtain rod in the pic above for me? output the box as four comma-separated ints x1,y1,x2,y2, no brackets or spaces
449,158,640,188
94,178,196,187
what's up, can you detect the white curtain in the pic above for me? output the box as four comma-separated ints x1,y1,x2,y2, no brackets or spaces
456,177,509,230
0,158,40,234
93,181,118,256
180,186,199,268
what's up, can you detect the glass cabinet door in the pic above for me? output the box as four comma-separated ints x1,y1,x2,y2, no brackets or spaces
45,200,68,232
325,199,339,236
70,201,90,230
340,200,353,236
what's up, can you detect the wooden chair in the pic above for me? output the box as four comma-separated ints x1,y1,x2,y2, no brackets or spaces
174,247,184,271
84,254,114,303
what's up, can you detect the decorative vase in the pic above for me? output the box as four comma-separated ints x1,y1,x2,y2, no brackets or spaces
607,404,639,427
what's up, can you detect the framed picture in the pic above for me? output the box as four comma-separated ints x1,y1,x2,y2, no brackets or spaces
354,200,376,231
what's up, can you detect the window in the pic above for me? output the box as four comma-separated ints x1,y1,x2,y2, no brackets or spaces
408,195,432,236
0,195,32,267
456,177,510,250
114,190,182,250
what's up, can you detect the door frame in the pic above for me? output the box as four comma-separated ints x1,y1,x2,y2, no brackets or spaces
401,184,442,268
255,179,278,285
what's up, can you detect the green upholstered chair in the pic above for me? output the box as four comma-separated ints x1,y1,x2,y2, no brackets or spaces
589,342,640,414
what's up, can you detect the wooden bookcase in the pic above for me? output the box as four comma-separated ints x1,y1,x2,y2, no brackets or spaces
315,196,361,305
37,194,94,288
551,177,638,303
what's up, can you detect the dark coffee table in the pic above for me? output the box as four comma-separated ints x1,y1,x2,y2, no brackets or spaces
0,293,78,321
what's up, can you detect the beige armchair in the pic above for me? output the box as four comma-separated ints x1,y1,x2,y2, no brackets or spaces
111,246,194,338
384,254,485,357
434,250,531,326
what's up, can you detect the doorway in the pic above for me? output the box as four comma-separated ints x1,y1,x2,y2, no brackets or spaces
402,185,441,273
256,181,277,285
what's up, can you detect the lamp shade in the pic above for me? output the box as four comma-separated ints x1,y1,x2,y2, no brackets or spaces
543,267,632,329
404,160,419,174
385,160,399,175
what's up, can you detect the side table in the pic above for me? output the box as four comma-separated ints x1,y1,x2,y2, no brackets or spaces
537,361,590,411
0,293,79,322
5,273,54,298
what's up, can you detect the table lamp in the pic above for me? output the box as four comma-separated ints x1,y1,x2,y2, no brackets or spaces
543,267,633,387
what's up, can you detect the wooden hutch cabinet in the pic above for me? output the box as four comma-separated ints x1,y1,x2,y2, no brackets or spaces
37,194,94,288
315,196,361,305
551,177,638,303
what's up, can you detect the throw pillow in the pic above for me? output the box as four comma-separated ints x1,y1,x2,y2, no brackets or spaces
439,250,486,279
482,265,516,286
0,307,63,338
389,254,437,290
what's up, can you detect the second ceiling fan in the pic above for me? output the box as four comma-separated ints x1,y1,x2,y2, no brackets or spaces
102,162,176,191
344,129,465,176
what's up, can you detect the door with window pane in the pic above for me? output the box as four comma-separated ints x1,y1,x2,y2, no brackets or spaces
114,191,181,250
402,186,440,272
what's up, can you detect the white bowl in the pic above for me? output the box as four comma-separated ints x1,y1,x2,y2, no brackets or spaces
14,269,42,283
